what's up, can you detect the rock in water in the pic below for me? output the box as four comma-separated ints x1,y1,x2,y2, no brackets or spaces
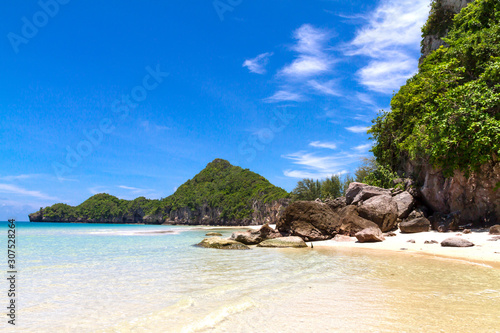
230,224,281,245
355,227,385,243
490,225,500,235
205,232,222,236
257,236,308,248
399,217,431,233
196,237,250,250
276,201,341,241
441,237,474,247
392,191,416,219
357,195,398,232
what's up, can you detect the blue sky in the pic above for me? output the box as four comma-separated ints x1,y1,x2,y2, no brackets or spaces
0,0,432,220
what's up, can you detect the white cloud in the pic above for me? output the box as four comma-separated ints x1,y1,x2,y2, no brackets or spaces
352,143,372,152
346,0,430,93
0,183,58,201
308,79,341,96
243,52,273,74
282,151,361,179
264,90,304,103
345,126,370,133
279,24,334,78
309,141,337,150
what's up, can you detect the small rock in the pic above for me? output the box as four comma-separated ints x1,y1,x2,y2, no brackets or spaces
487,236,500,241
424,240,439,244
384,232,397,237
205,232,222,236
333,234,354,242
441,237,474,247
257,236,308,248
489,225,500,235
407,239,415,243
355,227,385,243
399,217,430,233
463,229,471,234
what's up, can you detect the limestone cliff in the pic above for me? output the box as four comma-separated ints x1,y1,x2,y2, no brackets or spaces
420,0,473,62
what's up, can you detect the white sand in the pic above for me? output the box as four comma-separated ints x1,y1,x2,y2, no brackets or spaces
314,229,500,267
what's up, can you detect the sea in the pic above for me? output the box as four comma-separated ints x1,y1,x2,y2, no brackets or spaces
1,221,499,333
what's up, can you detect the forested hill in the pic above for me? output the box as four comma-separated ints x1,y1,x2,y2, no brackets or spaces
370,0,500,223
29,159,290,225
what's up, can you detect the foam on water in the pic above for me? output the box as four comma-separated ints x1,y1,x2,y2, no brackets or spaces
1,222,500,332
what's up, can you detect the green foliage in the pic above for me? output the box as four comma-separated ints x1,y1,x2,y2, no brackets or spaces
421,0,456,37
291,175,353,201
354,157,399,189
37,159,290,222
370,0,500,177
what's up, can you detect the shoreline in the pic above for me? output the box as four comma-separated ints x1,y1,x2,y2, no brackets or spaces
312,229,500,268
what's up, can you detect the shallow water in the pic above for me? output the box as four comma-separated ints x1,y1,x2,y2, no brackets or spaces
1,222,499,332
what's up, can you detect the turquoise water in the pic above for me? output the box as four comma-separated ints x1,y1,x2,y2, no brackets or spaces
1,222,500,332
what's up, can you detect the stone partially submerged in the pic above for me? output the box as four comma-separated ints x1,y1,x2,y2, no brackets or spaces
196,237,250,250
257,236,308,248
230,224,281,245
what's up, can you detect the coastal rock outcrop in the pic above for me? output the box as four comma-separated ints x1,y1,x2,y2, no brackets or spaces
257,236,307,248
355,227,385,243
230,224,281,245
277,201,341,241
357,195,398,232
196,237,250,250
441,237,474,247
345,182,391,205
338,206,380,237
399,217,431,233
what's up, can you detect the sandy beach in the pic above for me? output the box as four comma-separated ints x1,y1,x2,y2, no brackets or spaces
232,224,500,268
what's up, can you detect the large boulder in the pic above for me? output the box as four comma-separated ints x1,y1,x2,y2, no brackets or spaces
196,237,250,250
345,182,391,205
399,217,431,233
338,206,380,236
490,225,500,235
277,201,341,241
257,236,308,248
324,197,346,211
393,191,415,219
357,195,398,232
355,227,385,243
230,224,281,245
441,237,474,247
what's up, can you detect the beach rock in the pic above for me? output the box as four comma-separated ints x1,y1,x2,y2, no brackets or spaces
257,236,307,248
324,197,346,211
333,234,354,242
441,237,474,247
277,201,341,241
357,195,398,232
425,240,439,244
230,224,281,245
487,236,500,241
338,205,379,236
463,229,471,234
407,239,416,243
196,237,250,250
385,232,397,237
393,191,415,219
399,217,431,233
345,182,391,205
490,225,500,235
205,232,223,236
355,227,385,243
407,206,429,220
